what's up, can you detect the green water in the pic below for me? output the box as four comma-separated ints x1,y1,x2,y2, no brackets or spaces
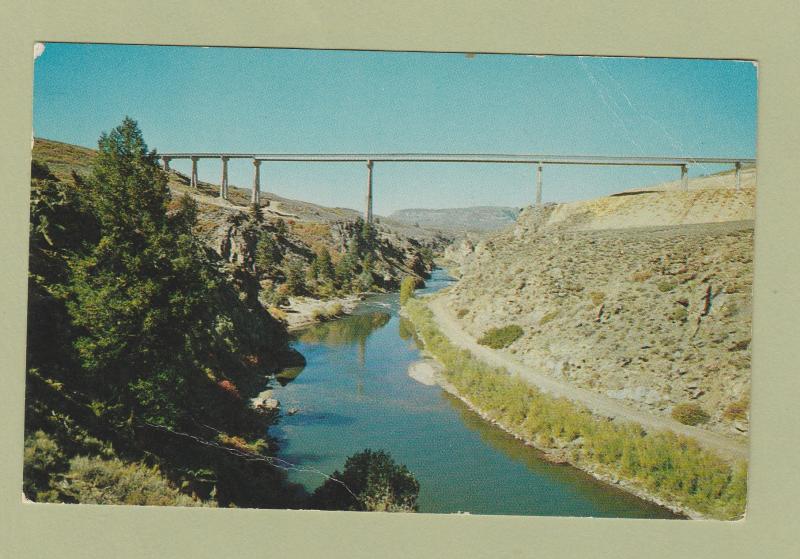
272,270,681,518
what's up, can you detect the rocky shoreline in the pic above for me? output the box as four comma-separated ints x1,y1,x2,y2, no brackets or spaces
279,294,363,331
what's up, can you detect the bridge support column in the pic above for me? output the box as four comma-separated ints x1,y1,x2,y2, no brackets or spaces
680,164,688,191
735,162,742,190
535,163,543,207
190,156,199,188
220,157,229,200
162,156,171,172
365,160,374,223
251,159,261,205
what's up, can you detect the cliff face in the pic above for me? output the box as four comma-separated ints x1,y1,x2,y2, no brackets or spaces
438,174,754,438
193,202,444,291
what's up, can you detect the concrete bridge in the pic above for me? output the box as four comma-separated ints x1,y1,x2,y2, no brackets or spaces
157,152,756,222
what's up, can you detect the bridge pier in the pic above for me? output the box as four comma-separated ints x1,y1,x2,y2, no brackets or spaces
535,163,543,207
161,156,171,172
220,157,229,200
365,160,374,223
252,159,261,205
680,164,688,191
735,161,742,190
190,156,199,189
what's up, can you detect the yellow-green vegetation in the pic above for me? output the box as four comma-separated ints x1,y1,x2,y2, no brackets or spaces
539,310,559,325
669,306,689,322
477,325,524,349
311,303,345,322
723,395,750,422
23,431,210,506
404,298,747,519
399,275,417,305
589,291,606,306
671,403,711,426
657,281,677,292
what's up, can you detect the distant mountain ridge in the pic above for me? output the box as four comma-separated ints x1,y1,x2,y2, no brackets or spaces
389,206,520,233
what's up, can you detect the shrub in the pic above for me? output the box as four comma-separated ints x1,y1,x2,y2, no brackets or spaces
327,303,344,317
59,456,208,506
723,396,750,422
657,281,676,292
670,306,688,322
217,379,241,399
23,431,68,501
671,403,710,426
477,325,524,349
310,449,419,512
456,308,468,319
630,270,653,282
399,276,417,305
589,291,605,306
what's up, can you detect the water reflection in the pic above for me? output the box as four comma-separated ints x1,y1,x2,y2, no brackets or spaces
442,391,683,519
271,269,680,518
278,311,392,387
294,311,391,348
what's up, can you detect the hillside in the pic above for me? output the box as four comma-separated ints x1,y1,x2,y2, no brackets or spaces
438,169,754,440
389,206,520,233
32,138,451,327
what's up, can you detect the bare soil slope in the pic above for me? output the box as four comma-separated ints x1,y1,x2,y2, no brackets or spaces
440,170,754,441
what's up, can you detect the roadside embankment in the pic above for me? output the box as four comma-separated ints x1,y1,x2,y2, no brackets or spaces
402,297,747,520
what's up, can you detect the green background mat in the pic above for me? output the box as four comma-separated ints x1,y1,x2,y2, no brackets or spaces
1,2,798,557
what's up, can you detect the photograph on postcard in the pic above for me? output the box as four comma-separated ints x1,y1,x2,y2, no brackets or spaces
24,43,755,519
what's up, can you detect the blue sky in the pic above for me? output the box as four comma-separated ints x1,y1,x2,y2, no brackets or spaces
33,44,757,215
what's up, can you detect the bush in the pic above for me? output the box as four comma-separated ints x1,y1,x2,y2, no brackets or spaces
59,456,208,506
589,291,605,306
399,276,417,305
310,449,419,512
478,325,524,349
327,303,344,317
23,431,68,501
671,403,710,426
630,270,653,282
657,281,676,292
670,306,688,322
723,396,750,422
217,379,241,399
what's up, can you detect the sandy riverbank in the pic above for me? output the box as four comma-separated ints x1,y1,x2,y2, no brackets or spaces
279,294,363,331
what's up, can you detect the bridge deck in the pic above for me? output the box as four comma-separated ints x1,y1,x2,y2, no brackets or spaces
158,153,755,167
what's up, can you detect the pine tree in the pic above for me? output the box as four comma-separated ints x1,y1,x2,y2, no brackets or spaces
317,247,335,283
64,117,218,427
255,230,281,275
283,257,306,295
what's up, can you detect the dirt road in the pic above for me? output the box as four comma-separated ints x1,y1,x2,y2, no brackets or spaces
427,297,749,461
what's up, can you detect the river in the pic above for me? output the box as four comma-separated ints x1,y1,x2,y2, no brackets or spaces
271,269,680,518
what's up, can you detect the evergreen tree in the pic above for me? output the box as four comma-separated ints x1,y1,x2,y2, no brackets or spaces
310,449,419,512
316,247,335,283
334,248,357,290
283,257,306,295
255,230,281,275
357,253,374,291
64,117,219,427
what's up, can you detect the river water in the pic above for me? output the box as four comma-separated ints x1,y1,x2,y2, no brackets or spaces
271,269,680,518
